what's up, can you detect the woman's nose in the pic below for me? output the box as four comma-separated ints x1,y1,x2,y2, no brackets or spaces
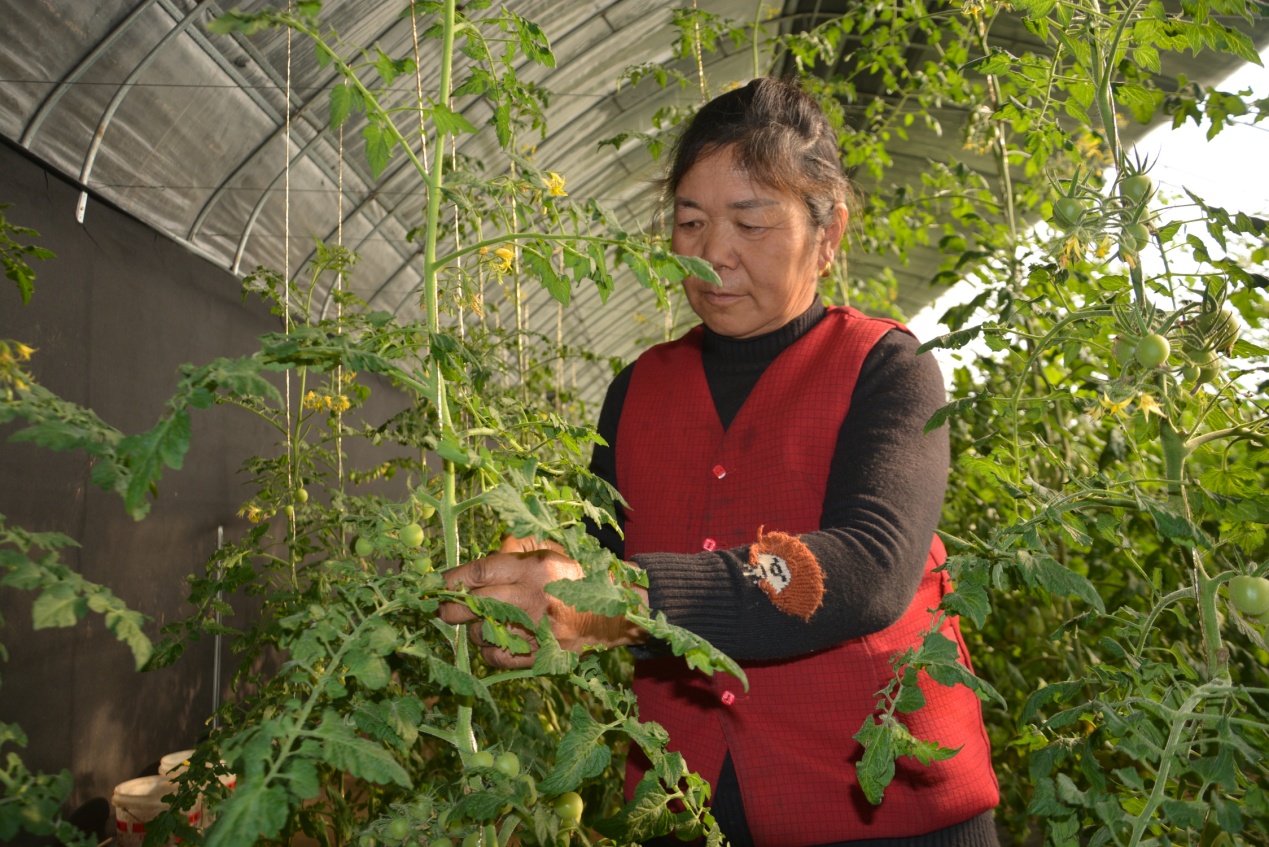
700,225,736,270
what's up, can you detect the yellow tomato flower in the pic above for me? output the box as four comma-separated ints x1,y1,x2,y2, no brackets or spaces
544,172,568,197
493,246,515,274
1097,394,1132,418
1137,394,1165,418
13,342,34,361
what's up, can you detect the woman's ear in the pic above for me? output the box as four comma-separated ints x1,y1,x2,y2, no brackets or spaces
819,202,849,269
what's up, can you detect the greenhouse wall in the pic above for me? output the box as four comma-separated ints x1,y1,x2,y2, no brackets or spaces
0,138,407,821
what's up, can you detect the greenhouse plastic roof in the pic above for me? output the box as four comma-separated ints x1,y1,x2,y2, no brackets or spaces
2,0,1266,406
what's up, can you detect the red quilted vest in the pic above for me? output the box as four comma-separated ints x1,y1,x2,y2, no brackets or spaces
615,307,998,846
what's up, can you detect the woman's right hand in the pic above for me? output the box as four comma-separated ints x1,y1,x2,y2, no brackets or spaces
437,537,647,668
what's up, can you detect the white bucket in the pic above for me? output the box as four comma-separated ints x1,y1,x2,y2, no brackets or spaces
159,749,196,779
112,775,174,847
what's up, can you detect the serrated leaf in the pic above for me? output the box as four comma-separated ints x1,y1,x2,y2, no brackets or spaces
329,84,354,131
344,648,390,690
1020,680,1086,725
893,667,927,713
483,483,556,538
593,770,673,841
452,789,510,821
361,122,393,179
546,569,626,617
852,717,896,805
315,710,409,787
1026,554,1106,613
203,781,290,847
426,103,478,137
538,706,611,793
31,584,85,629
531,618,578,675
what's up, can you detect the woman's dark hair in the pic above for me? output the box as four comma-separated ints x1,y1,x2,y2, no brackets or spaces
662,77,853,230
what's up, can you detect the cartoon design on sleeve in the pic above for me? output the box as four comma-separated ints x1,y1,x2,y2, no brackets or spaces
746,527,823,621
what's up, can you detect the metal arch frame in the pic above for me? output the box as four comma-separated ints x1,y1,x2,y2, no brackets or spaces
74,0,214,224
19,0,165,147
185,12,411,244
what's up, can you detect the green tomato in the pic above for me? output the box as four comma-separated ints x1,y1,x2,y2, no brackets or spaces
552,791,583,824
420,503,437,520
1228,575,1269,616
1123,222,1150,251
1195,306,1241,354
1112,335,1136,368
385,818,411,841
284,504,295,520
354,536,375,557
461,834,481,847
494,752,520,778
1119,173,1154,205
429,839,455,847
1052,197,1085,231
295,486,309,503
399,522,425,548
410,556,433,574
1134,333,1171,369
469,750,495,770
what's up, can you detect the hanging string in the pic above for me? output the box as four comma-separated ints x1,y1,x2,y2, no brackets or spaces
452,133,464,341
336,109,345,495
410,6,430,177
284,12,294,524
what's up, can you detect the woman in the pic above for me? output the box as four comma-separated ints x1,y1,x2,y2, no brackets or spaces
440,78,999,847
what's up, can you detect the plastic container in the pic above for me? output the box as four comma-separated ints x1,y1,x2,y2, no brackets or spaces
111,775,176,847
159,749,196,779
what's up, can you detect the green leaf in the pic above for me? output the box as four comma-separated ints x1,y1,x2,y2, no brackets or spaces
31,584,86,629
1020,552,1106,613
483,483,557,538
329,84,355,131
893,666,927,713
852,717,896,805
315,709,410,787
427,655,493,708
538,706,611,793
343,648,390,690
118,410,192,520
593,771,673,841
1142,498,1210,548
522,242,570,306
361,122,394,179
203,781,290,847
531,618,578,675
426,103,478,137
545,569,626,617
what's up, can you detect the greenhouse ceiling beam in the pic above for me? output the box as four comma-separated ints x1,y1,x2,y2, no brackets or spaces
18,0,164,147
187,13,408,243
75,0,214,224
230,127,335,274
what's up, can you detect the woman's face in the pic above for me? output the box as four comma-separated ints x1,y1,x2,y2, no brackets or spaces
672,146,846,339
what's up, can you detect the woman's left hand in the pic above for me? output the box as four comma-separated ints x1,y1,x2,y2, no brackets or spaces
438,536,646,668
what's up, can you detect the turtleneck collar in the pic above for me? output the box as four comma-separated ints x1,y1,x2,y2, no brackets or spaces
700,300,827,368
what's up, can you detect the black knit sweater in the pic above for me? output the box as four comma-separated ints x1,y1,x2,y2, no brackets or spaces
588,302,998,847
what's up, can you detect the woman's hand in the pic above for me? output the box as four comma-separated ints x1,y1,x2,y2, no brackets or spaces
438,536,647,668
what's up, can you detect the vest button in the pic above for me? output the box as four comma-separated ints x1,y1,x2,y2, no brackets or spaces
702,538,717,552
712,464,726,479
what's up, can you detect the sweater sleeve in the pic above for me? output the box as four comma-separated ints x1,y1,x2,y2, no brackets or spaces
589,330,950,662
